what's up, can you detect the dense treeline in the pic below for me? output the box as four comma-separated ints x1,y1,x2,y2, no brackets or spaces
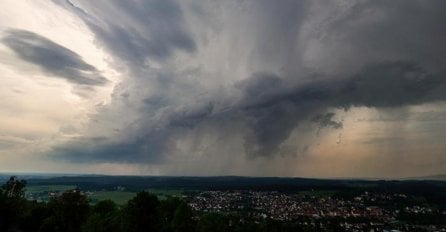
1,176,328,232
0,176,195,232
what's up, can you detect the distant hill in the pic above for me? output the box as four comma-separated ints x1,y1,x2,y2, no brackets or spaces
1,173,446,192
3,175,442,192
404,174,446,181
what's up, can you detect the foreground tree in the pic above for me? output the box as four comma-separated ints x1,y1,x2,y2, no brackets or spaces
159,197,182,230
196,213,230,232
171,202,195,232
83,200,123,232
125,191,161,232
41,188,90,232
0,176,28,232
4,176,27,198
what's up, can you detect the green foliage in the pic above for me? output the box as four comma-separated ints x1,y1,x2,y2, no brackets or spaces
172,202,195,232
47,188,90,232
124,191,161,232
160,197,182,222
21,202,51,232
93,199,117,215
83,200,123,232
196,213,230,232
0,176,28,232
0,178,197,232
3,176,27,198
89,191,136,205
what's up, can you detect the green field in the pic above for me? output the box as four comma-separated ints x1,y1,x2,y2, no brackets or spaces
88,189,184,205
25,185,78,202
26,185,77,193
146,189,184,199
25,184,184,205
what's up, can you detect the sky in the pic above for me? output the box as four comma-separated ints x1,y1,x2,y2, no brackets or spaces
1,0,446,178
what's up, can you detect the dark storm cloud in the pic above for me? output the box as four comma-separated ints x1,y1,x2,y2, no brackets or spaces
312,113,342,130
307,0,446,74
50,102,215,163
235,73,284,100
55,0,196,68
234,62,446,157
337,62,444,108
233,73,318,157
49,0,446,164
51,130,171,164
168,103,214,128
238,63,445,114
45,0,198,164
2,29,107,86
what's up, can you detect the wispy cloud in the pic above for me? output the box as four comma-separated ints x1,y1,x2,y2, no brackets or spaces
2,29,108,86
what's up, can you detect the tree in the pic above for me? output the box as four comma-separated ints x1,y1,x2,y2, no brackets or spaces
3,176,27,198
160,197,181,225
125,191,161,232
196,213,230,232
93,199,117,215
47,188,90,232
83,200,124,232
21,202,52,232
0,176,28,231
171,202,195,232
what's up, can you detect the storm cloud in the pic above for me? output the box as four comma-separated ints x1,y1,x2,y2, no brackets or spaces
54,0,196,71
2,29,108,86
51,60,446,163
229,62,446,158
43,0,446,175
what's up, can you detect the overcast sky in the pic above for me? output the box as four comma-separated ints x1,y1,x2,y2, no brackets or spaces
1,0,446,178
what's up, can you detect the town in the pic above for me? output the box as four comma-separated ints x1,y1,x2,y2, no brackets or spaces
188,190,446,231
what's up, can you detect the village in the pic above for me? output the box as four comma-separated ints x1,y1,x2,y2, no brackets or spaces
188,190,446,231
